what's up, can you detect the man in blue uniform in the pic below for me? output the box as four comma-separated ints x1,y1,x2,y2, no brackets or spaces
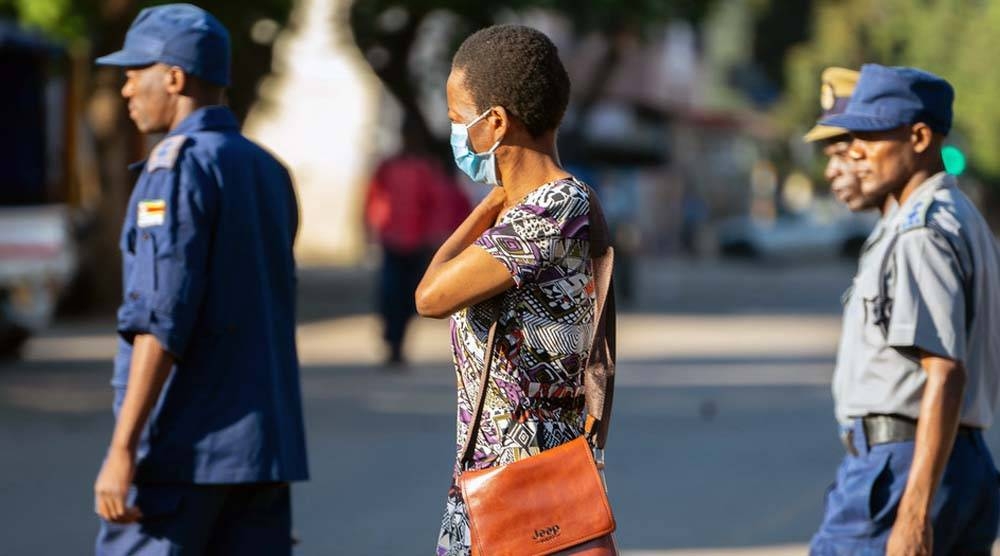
810,64,1000,556
92,4,308,554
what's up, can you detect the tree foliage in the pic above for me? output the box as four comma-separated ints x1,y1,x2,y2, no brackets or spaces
2,0,88,40
349,0,717,152
781,0,1000,182
2,0,294,120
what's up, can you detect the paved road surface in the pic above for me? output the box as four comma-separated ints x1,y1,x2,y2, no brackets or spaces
3,261,999,555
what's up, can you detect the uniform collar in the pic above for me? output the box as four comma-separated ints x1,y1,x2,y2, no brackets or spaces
861,217,888,254
167,105,239,137
889,171,953,228
128,107,238,170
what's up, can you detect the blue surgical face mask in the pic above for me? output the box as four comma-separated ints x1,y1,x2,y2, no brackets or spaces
450,108,502,186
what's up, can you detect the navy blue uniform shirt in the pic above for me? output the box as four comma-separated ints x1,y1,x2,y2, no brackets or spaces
114,106,308,484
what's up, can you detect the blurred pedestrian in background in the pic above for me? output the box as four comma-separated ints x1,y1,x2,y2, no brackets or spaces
809,64,1000,556
364,117,470,366
600,169,640,305
91,4,308,554
679,182,709,256
415,24,607,555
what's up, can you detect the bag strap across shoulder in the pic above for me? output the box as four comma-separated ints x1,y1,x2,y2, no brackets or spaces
459,183,617,470
459,318,500,470
583,183,617,451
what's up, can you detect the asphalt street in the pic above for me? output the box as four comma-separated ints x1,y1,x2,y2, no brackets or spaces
3,259,999,555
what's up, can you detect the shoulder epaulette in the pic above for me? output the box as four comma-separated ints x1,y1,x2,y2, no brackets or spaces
898,197,935,233
147,135,189,172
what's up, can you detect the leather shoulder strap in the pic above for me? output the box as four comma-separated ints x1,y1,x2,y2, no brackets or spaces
582,185,617,450
459,318,499,470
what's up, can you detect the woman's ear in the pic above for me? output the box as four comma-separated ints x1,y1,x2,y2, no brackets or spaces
490,106,510,144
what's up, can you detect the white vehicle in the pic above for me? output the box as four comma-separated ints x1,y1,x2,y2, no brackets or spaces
0,206,77,354
0,21,90,355
717,205,878,260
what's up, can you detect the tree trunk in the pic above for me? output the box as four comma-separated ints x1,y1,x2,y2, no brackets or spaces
366,10,440,152
75,0,140,311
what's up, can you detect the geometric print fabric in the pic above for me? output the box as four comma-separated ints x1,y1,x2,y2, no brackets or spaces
436,178,596,555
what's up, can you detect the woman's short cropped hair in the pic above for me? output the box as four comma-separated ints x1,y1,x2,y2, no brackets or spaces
452,24,570,137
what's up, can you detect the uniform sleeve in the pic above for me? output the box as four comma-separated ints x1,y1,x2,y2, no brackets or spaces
281,163,299,245
474,204,562,287
886,227,967,362
118,155,218,358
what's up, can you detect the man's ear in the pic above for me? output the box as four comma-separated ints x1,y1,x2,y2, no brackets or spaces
910,122,935,154
165,66,187,95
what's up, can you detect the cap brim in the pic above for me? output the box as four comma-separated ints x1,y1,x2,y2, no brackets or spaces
819,113,900,133
95,49,158,68
803,124,849,143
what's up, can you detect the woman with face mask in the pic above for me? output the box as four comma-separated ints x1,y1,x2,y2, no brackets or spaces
415,24,600,555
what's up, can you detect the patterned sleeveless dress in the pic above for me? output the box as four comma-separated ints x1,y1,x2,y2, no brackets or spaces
436,178,595,555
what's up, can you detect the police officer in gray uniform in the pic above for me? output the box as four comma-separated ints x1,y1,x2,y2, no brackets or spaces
809,64,1000,556
805,67,897,438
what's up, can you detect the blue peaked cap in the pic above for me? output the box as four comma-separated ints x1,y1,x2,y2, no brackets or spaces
820,64,953,136
96,3,230,87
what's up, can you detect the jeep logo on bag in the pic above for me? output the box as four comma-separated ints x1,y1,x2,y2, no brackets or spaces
532,525,561,543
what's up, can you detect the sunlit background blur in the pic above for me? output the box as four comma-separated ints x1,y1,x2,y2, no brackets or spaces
3,0,1000,554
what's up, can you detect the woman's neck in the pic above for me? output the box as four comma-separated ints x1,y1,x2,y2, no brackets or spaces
498,143,570,208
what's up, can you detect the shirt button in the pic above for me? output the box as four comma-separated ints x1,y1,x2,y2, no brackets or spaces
129,291,140,300
142,232,150,241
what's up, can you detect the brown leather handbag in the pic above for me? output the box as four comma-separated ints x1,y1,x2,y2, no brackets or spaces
457,185,618,556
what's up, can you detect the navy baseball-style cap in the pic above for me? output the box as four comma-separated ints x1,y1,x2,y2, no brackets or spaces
96,3,231,87
820,63,954,136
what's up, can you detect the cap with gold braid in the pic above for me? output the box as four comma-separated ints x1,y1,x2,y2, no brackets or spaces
803,67,860,143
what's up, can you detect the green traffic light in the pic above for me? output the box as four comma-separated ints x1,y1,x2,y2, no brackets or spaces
942,145,966,175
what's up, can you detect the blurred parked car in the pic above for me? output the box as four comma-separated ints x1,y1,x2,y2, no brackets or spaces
717,208,878,260
0,21,94,355
0,206,77,354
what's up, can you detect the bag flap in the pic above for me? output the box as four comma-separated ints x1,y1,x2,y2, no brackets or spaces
459,437,616,556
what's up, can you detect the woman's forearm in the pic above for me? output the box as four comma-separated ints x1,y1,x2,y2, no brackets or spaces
415,187,511,318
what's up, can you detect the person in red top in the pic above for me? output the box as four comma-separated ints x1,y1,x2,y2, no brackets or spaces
365,120,470,365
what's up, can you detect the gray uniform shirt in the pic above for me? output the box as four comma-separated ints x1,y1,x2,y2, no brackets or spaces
833,172,1000,428
832,206,893,425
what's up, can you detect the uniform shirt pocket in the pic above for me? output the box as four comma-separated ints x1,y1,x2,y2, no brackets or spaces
118,228,158,340
132,229,158,297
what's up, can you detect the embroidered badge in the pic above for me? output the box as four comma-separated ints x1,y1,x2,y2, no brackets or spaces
146,135,188,172
899,199,933,233
820,82,836,111
137,199,166,227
